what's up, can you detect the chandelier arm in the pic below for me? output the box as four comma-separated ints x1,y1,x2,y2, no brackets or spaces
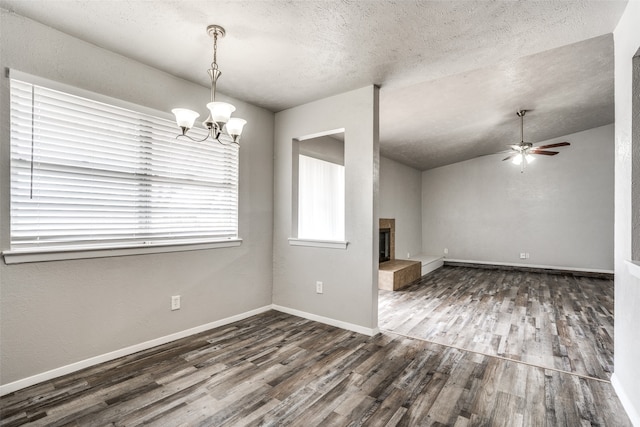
219,139,240,146
213,131,239,146
176,133,211,143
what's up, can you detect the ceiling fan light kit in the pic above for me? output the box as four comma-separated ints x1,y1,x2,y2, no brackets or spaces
171,24,247,145
512,153,534,166
503,109,570,173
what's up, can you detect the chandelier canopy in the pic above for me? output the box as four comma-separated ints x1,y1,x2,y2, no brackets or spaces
172,25,246,144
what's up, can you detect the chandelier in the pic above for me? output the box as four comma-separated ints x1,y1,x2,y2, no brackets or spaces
172,25,246,144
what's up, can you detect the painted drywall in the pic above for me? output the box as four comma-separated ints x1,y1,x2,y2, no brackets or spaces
612,1,640,424
298,134,345,166
0,10,274,386
379,156,422,259
273,86,379,332
421,124,614,271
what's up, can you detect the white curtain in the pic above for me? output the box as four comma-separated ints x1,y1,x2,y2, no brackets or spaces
298,155,345,240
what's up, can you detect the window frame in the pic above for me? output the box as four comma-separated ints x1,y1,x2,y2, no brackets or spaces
2,70,242,264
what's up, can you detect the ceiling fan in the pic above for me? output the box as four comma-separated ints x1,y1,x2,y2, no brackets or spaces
503,110,570,173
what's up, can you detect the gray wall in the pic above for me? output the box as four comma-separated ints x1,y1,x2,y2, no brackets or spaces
379,156,422,259
273,86,379,332
298,134,345,165
612,1,640,423
0,10,274,386
421,124,614,271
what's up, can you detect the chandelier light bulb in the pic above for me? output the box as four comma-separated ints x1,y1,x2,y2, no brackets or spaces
172,108,200,131
226,118,247,142
207,102,236,125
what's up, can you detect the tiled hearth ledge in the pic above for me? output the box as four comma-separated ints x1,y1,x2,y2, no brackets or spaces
626,260,640,279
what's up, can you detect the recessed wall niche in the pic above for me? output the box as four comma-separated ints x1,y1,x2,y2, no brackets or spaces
292,130,345,241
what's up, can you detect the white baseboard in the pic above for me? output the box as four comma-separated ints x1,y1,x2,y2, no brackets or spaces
611,373,640,426
445,258,614,275
407,254,444,276
422,260,444,275
0,305,273,397
271,304,379,337
1,304,379,396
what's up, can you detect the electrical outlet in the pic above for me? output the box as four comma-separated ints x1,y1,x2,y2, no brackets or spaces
444,248,448,255
171,295,181,311
407,252,411,258
520,253,527,259
316,281,323,294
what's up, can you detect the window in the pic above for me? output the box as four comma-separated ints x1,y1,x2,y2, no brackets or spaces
291,130,346,247
8,75,239,255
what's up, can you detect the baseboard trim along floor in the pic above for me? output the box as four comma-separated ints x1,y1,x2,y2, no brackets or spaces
444,259,614,279
611,373,640,427
271,304,379,337
0,305,274,397
0,304,379,397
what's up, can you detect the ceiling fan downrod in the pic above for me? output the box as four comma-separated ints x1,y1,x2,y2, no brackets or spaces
517,110,527,143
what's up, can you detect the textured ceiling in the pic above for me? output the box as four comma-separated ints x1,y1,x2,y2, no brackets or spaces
382,34,616,170
0,0,628,170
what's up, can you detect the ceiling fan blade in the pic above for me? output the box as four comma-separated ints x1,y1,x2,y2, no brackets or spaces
534,142,570,150
509,144,522,150
530,150,559,156
502,154,516,161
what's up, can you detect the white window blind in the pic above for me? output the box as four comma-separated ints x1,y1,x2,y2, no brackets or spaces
9,77,239,251
297,154,345,241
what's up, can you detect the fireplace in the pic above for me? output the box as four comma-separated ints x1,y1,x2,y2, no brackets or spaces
380,228,391,263
379,218,395,263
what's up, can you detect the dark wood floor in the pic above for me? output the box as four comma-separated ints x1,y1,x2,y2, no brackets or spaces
0,299,631,425
379,266,615,380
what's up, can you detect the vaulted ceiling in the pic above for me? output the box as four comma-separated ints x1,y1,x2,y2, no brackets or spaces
0,0,628,170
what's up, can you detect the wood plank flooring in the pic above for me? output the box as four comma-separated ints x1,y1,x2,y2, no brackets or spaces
379,266,615,380
0,307,630,426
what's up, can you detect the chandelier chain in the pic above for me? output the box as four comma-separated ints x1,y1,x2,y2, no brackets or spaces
212,31,218,69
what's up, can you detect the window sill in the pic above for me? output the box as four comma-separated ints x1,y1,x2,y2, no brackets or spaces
2,239,243,264
288,238,348,249
626,259,640,280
